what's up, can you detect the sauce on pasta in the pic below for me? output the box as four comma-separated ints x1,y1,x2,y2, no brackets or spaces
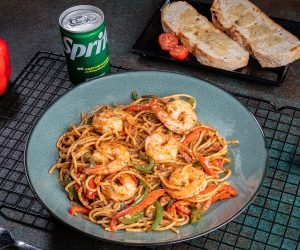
49,94,238,233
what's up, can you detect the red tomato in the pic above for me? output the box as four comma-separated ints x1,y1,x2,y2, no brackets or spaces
169,45,189,60
158,33,178,51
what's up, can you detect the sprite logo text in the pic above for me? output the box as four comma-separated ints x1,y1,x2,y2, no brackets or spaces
63,30,107,60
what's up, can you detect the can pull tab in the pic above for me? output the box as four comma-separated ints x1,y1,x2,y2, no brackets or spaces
69,14,97,26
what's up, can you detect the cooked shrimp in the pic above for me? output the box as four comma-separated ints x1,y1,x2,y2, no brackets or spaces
101,174,138,202
84,143,130,175
162,165,207,199
124,100,196,134
92,109,135,134
145,132,178,162
163,100,197,133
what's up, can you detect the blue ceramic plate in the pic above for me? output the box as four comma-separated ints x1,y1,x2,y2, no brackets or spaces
25,71,267,245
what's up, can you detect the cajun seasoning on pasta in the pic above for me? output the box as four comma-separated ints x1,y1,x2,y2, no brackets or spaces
49,93,238,233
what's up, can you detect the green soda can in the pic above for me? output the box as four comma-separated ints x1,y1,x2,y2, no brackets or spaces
59,5,110,84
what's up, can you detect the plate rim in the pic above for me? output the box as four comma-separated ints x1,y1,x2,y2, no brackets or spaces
24,70,268,246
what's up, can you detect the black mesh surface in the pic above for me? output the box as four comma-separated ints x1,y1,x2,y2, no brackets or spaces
0,52,299,249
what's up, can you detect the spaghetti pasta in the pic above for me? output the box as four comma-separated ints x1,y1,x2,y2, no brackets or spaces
49,94,238,233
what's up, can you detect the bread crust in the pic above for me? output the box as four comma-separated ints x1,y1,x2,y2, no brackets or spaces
211,0,300,68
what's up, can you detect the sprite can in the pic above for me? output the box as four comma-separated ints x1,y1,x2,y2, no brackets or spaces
59,5,110,84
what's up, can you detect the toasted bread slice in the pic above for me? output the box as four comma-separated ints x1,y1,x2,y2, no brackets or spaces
161,1,249,70
211,0,300,68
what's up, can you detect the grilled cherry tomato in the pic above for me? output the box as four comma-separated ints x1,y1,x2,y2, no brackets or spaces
158,33,178,51
169,45,189,60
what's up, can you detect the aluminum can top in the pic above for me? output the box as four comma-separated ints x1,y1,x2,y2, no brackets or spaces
59,5,104,33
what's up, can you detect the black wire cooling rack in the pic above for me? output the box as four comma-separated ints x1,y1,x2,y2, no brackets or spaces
0,51,299,250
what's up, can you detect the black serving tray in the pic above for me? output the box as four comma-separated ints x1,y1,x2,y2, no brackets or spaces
132,0,300,85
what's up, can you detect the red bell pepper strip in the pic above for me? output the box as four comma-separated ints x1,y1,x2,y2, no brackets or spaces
197,155,217,176
167,200,191,218
0,38,11,96
74,183,80,192
211,191,231,203
110,189,165,231
210,158,224,170
227,185,237,196
211,185,237,203
130,175,139,185
0,56,8,96
176,204,191,215
199,184,218,195
183,126,215,145
178,142,193,162
85,178,96,199
123,101,156,112
218,159,223,169
0,38,11,79
68,205,90,215
211,159,223,168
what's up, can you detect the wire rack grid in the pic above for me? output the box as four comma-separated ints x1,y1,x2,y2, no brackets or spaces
0,52,299,250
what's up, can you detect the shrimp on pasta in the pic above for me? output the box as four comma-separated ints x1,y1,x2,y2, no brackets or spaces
49,93,238,233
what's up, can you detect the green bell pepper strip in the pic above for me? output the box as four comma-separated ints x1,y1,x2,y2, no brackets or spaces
68,185,79,201
139,153,150,162
190,207,202,224
133,158,155,174
86,117,93,125
118,181,151,225
118,212,144,224
62,172,72,186
110,189,165,231
132,182,150,206
186,97,195,106
150,201,163,230
83,154,96,166
131,90,139,100
63,173,79,201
